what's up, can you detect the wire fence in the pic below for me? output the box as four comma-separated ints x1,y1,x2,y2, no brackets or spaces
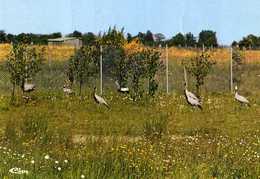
0,45,260,96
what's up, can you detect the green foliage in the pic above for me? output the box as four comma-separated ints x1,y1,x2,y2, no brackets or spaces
68,46,99,95
0,30,7,43
6,44,45,99
128,49,161,100
232,48,245,85
99,26,126,47
185,52,216,96
238,34,260,49
104,46,129,86
168,33,186,47
198,30,218,47
82,32,96,46
99,27,129,86
185,32,197,47
67,30,82,38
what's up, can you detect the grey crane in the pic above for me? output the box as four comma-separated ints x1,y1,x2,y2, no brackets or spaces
234,86,250,106
183,67,202,110
63,85,74,95
23,80,35,93
115,80,129,93
93,87,109,108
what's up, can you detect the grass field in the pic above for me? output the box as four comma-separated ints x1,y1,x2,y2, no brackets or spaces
0,51,260,178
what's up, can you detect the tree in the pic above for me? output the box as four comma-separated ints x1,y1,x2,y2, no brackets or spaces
6,44,45,101
198,30,218,48
185,52,216,97
68,30,82,38
144,30,155,46
145,49,162,96
168,33,185,47
0,30,7,43
82,32,96,46
127,33,133,42
68,46,99,96
6,34,15,43
154,33,166,44
16,33,32,44
128,49,162,100
232,48,245,86
99,27,129,86
49,32,62,39
185,32,197,47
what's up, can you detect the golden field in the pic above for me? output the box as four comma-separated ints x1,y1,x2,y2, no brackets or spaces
1,43,260,63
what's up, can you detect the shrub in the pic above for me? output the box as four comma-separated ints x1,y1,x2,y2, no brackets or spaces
185,52,216,97
6,44,45,101
68,46,99,96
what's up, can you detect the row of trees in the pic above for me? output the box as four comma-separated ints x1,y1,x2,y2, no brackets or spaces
0,29,218,48
6,27,219,103
6,27,162,101
232,34,260,49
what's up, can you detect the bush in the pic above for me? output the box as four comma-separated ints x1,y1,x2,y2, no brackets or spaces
185,52,216,97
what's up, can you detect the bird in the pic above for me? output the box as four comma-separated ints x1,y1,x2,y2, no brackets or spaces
63,85,74,95
93,87,109,108
183,67,202,110
234,86,250,106
115,80,129,93
23,80,35,93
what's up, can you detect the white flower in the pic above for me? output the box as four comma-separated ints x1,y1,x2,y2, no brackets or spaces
21,154,25,158
9,167,29,175
81,174,85,179
57,167,61,171
44,155,50,160
31,160,35,164
64,159,68,163
55,160,59,164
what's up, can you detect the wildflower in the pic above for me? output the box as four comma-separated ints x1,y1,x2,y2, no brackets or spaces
81,174,85,179
57,167,61,171
9,167,29,175
44,155,50,160
55,161,59,164
64,159,68,163
31,160,35,164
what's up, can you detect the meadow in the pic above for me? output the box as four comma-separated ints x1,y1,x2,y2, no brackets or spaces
0,45,260,178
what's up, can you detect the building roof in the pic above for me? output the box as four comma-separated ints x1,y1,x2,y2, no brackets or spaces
48,37,79,42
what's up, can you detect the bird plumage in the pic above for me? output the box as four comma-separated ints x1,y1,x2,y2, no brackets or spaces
93,87,109,108
234,86,250,105
23,82,35,93
183,67,202,110
115,81,129,93
185,88,202,110
63,85,74,95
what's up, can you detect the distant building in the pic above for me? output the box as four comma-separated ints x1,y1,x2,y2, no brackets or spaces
48,37,82,48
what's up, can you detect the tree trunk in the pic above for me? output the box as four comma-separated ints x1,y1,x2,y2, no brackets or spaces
11,83,15,103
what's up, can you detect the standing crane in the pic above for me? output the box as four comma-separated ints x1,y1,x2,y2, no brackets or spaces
63,84,74,96
234,86,250,106
22,79,35,101
23,80,35,93
183,67,202,110
93,87,109,108
115,80,129,93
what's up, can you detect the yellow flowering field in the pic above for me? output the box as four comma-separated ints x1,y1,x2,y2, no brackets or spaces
1,43,260,63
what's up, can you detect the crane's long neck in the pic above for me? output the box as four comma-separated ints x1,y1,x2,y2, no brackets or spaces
183,67,188,88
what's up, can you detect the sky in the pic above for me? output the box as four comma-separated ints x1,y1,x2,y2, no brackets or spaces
1,0,260,45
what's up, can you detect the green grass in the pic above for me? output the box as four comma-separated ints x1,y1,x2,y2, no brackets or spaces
0,61,259,178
